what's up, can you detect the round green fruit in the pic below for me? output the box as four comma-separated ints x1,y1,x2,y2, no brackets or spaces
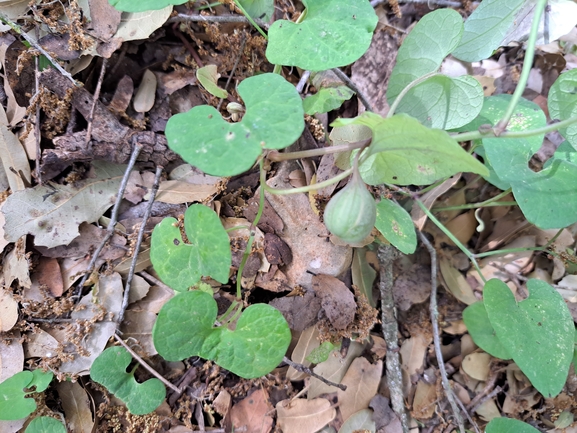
323,175,376,243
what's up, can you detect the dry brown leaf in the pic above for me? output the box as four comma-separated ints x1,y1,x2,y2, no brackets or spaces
336,357,383,422
411,380,437,419
308,341,366,399
3,236,31,289
439,256,477,305
0,125,31,192
0,288,18,332
287,326,321,381
479,235,536,274
411,174,460,230
24,328,59,358
154,180,219,204
400,334,430,378
87,0,122,41
0,203,8,255
462,352,491,381
276,398,336,433
34,257,64,297
475,398,501,422
393,256,431,311
119,310,157,356
0,330,23,382
311,274,356,330
55,381,94,433
444,210,477,246
230,389,273,433
213,390,232,417
124,170,148,204
133,69,157,113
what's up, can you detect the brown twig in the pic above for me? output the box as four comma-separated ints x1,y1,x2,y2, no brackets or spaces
74,143,143,298
85,58,108,145
114,334,181,394
331,67,374,112
418,231,466,433
282,356,347,391
377,244,409,433
168,13,269,29
117,165,163,325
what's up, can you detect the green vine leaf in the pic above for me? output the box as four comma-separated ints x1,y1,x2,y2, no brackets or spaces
374,199,416,254
25,417,67,433
153,290,291,379
108,0,184,12
266,0,377,71
90,346,165,415
239,0,274,21
0,370,53,421
386,8,463,103
451,0,525,62
334,112,488,185
165,73,304,176
485,417,541,433
484,278,574,397
548,69,577,150
462,301,511,360
150,204,231,292
303,86,354,115
393,75,484,130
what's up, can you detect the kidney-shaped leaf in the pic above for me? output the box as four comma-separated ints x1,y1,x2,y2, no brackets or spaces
485,417,540,433
150,204,231,292
548,69,577,150
393,75,484,130
484,278,574,397
90,346,165,415
266,0,377,71
25,417,66,433
153,290,291,379
375,199,416,254
165,73,304,176
462,301,511,360
0,370,53,421
108,0,184,12
387,8,463,103
334,112,488,185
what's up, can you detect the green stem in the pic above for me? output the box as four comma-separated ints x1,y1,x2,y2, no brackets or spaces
387,72,439,118
473,246,548,259
264,167,353,195
232,0,268,40
267,139,371,162
432,188,514,211
494,0,547,134
452,114,577,142
416,199,486,283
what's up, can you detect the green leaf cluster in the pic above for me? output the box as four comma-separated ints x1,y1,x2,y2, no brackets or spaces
463,279,574,398
0,370,53,421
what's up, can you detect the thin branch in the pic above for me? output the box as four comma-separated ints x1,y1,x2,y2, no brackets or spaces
168,13,269,29
377,244,409,433
85,58,107,145
117,165,163,325
0,13,77,86
283,356,347,391
137,270,174,293
74,144,143,297
114,334,181,394
418,231,466,433
331,68,374,112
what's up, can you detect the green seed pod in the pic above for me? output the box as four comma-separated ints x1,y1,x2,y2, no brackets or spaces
323,173,376,243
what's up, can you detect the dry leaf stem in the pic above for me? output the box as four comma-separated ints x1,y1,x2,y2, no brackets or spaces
282,356,347,391
377,244,409,433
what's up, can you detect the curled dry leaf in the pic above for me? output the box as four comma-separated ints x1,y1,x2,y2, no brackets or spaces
3,236,31,289
411,380,437,420
439,256,477,305
133,69,157,113
462,352,491,381
276,398,336,433
24,328,59,359
287,326,321,381
55,381,94,433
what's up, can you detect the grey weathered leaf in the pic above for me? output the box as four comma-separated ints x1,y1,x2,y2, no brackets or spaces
2,161,125,248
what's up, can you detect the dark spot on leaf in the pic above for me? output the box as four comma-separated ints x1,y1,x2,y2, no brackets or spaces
174,239,180,246
392,176,398,180
208,114,213,119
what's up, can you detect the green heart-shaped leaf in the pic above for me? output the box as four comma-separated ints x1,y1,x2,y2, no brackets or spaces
165,73,304,176
303,86,354,115
387,8,464,103
548,69,577,150
25,416,67,433
153,290,291,379
108,0,184,12
0,370,53,421
90,346,166,415
484,278,574,397
374,199,416,254
239,0,274,21
334,112,488,185
485,418,540,433
462,301,511,360
150,204,231,292
266,0,377,71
